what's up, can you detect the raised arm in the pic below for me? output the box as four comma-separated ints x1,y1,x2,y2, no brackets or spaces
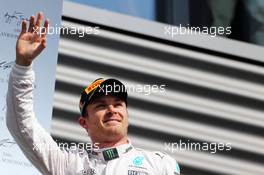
16,12,48,66
6,12,70,175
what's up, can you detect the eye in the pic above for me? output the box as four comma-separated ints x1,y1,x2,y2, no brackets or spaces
95,104,106,109
115,102,123,107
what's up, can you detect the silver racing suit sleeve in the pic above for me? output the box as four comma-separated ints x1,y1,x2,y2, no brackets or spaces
6,64,69,175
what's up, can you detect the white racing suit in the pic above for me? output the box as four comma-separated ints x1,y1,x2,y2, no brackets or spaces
6,64,180,175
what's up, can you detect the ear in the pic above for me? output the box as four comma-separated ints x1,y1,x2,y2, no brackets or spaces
78,116,89,129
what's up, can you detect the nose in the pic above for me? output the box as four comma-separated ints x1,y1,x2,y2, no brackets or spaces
106,105,117,115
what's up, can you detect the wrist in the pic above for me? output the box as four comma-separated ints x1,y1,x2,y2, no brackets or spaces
15,57,32,66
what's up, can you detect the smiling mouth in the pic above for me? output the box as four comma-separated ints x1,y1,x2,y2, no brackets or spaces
103,119,121,123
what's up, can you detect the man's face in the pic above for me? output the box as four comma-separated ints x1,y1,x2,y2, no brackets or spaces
82,95,128,143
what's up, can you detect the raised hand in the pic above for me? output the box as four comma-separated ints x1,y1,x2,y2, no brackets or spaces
16,12,49,66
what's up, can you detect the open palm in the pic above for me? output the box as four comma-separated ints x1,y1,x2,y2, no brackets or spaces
16,12,49,66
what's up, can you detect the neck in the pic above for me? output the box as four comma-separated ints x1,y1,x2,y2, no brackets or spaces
93,136,129,149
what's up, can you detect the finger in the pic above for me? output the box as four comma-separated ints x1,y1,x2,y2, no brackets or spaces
34,38,46,56
20,20,27,34
41,38,47,48
41,18,49,39
28,15,35,32
35,12,43,28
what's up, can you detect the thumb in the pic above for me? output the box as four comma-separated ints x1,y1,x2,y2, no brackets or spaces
33,38,46,58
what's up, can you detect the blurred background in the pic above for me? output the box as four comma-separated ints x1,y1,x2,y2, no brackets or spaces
66,0,264,46
51,0,264,175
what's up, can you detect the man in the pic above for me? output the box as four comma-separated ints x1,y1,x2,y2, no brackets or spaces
6,12,180,175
